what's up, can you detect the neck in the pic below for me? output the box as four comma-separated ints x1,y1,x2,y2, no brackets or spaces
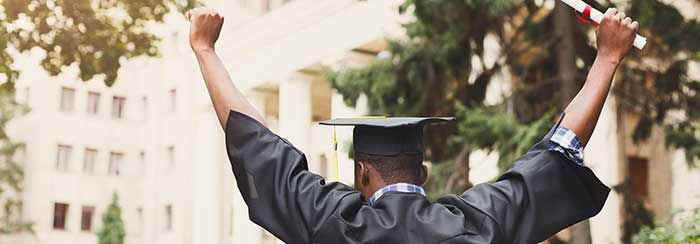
362,180,387,201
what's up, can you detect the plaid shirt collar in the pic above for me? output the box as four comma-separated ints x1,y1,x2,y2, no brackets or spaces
368,183,426,206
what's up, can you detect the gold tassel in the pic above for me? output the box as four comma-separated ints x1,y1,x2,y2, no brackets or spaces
331,126,339,181
330,116,386,182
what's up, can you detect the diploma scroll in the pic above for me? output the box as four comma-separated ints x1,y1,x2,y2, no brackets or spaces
560,0,647,50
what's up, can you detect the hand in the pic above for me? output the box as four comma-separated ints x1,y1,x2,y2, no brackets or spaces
187,8,224,53
596,8,639,65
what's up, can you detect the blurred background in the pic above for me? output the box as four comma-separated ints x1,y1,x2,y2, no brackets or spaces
0,0,699,243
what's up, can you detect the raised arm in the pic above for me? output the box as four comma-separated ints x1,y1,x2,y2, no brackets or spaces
560,8,638,146
455,9,640,243
187,8,266,129
187,9,356,243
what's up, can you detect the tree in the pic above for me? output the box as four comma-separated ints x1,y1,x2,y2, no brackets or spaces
0,0,196,236
0,90,31,234
553,1,591,243
328,0,700,243
98,193,125,244
0,0,197,87
633,209,700,244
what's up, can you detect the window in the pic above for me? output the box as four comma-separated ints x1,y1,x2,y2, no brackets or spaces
168,89,177,114
166,146,175,169
53,203,69,230
139,151,146,176
141,96,149,121
56,145,72,171
83,148,98,174
164,205,173,232
135,207,144,235
109,152,123,176
80,206,95,232
112,96,126,119
60,87,76,112
87,92,101,115
628,156,649,200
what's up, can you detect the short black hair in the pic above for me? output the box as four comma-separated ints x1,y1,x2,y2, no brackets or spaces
354,152,424,184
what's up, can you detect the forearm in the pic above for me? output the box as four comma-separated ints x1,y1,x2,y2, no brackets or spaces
194,48,265,128
560,56,619,147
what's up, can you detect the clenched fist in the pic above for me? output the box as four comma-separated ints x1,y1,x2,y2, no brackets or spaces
187,8,224,52
596,8,639,64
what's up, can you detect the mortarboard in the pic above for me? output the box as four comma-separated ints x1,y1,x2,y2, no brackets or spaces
319,117,455,180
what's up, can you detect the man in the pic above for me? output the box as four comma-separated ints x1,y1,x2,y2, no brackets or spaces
187,6,639,244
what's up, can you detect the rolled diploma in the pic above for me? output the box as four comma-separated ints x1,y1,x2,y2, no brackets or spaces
560,0,647,50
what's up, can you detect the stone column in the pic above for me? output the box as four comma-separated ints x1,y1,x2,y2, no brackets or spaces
192,110,222,244
276,73,313,244
278,73,313,153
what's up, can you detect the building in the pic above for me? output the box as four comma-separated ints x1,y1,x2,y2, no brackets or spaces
4,0,700,244
5,0,403,244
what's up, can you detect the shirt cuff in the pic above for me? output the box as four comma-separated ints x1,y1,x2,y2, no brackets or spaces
548,126,584,165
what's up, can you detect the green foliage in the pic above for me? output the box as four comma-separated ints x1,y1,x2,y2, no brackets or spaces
424,159,462,200
633,209,700,244
423,104,552,199
453,103,552,171
621,195,656,243
98,193,125,244
665,122,700,167
614,1,700,167
0,0,198,86
0,89,31,234
327,59,397,113
330,0,700,179
327,0,526,162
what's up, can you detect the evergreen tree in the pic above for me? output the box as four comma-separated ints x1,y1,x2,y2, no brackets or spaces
328,0,700,243
98,193,126,244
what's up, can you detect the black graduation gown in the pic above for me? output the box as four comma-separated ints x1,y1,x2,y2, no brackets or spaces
225,111,610,244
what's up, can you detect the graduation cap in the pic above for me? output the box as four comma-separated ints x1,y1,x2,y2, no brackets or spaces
319,116,455,180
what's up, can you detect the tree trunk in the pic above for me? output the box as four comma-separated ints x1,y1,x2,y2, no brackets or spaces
445,145,472,193
553,1,593,244
554,1,578,107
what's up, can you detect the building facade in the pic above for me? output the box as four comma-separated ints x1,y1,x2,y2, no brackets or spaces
4,0,402,244
4,0,699,244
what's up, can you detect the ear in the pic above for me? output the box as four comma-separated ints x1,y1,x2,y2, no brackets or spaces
418,164,428,186
357,161,370,186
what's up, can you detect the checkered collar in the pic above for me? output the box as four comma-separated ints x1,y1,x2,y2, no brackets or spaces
367,183,426,206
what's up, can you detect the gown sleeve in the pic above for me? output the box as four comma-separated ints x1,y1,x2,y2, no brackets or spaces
459,114,610,244
224,111,355,243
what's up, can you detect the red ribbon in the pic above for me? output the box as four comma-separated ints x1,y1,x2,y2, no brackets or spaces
575,5,599,27
583,5,592,17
